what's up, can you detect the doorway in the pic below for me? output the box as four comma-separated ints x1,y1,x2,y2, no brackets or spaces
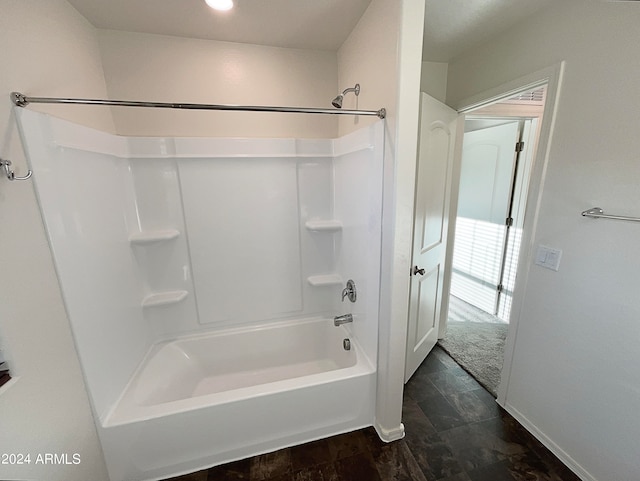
438,86,546,396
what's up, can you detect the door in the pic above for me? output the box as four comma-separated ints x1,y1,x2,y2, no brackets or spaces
405,93,459,382
450,121,521,315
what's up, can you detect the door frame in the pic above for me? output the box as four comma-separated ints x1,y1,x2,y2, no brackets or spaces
439,62,565,405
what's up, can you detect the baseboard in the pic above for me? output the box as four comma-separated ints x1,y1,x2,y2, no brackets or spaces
374,421,405,443
504,403,597,481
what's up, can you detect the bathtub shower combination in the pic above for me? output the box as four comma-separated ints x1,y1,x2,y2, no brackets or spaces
16,102,385,481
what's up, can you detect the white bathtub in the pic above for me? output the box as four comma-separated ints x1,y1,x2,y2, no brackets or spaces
99,317,376,481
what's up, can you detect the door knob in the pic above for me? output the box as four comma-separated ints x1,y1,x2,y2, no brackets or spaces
412,265,425,276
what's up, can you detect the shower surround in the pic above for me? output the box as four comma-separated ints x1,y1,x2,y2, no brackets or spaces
17,108,384,481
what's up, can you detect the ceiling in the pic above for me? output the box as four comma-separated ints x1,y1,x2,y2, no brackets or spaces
67,0,554,60
66,0,373,51
422,0,554,61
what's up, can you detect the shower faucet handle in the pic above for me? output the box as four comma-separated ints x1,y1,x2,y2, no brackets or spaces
341,279,357,303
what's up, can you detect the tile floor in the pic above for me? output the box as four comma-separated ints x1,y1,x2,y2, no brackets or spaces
165,347,581,481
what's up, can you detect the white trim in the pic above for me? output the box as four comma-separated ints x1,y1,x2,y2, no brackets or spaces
0,377,20,398
504,403,597,481
453,64,558,112
374,421,405,443
450,62,565,406
376,0,426,443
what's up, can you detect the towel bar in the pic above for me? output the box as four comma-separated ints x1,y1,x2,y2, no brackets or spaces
581,207,640,223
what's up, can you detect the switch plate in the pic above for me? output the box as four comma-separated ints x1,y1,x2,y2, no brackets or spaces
535,245,562,271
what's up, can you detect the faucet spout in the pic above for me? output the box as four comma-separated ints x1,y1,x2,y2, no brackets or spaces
334,313,353,326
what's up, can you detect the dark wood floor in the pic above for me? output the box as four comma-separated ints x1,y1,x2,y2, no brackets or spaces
166,346,581,481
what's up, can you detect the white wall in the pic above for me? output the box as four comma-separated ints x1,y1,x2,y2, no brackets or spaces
98,30,338,139
338,0,425,441
0,1,112,480
336,1,401,138
447,2,640,480
420,61,448,103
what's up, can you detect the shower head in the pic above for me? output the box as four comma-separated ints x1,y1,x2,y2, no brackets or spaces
331,84,360,109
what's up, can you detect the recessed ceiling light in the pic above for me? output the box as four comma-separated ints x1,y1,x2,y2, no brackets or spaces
205,0,234,11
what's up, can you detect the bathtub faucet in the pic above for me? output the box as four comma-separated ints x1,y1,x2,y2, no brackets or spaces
334,313,353,326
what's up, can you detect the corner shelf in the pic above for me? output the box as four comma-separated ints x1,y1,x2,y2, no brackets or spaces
129,229,180,246
142,290,188,308
304,220,343,232
307,275,343,287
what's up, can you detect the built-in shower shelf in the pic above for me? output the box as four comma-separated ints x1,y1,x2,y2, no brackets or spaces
307,275,343,287
142,290,188,308
129,229,180,246
304,220,343,232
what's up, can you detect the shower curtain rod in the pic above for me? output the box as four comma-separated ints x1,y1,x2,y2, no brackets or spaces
11,92,386,119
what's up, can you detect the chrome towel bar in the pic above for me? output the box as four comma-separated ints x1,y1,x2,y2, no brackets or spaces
581,207,640,223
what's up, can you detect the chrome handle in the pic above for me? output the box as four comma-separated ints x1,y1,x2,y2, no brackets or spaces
341,279,357,303
412,265,425,276
1,159,32,181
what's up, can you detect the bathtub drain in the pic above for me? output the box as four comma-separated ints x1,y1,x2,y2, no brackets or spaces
343,338,351,351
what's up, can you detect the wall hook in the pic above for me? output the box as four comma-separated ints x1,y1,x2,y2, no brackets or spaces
0,159,32,181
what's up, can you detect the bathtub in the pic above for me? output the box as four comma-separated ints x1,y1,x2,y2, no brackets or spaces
99,317,376,481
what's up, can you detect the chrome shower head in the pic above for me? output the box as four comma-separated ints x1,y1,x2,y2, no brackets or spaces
331,84,360,109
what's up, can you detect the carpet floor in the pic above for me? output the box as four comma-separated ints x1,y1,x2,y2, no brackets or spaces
438,296,508,397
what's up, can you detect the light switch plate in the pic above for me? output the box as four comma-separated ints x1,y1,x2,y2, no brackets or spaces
535,245,562,271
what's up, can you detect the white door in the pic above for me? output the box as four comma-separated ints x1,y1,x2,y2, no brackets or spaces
405,94,459,382
450,121,521,315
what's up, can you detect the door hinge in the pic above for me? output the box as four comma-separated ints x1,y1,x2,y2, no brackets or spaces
506,217,513,227
515,141,525,152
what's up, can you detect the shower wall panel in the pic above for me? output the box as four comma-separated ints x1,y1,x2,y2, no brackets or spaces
334,121,385,364
17,108,385,428
173,137,341,328
297,159,339,316
128,136,346,335
179,157,303,325
127,153,199,340
16,109,149,421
